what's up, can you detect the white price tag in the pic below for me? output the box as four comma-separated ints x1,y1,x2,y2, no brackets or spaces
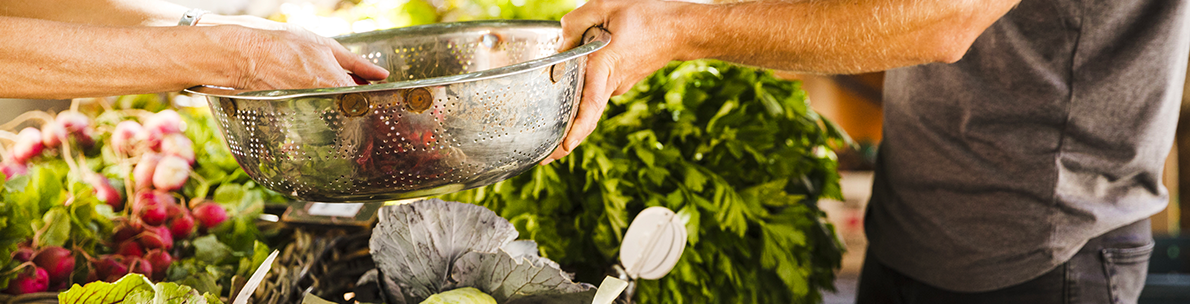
307,203,364,217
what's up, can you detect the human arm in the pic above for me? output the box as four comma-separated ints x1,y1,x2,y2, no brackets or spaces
543,0,1020,162
0,0,389,99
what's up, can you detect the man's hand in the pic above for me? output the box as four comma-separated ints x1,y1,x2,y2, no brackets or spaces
544,0,693,164
542,0,1019,164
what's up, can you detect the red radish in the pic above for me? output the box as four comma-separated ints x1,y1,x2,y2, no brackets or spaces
152,155,190,191
4,266,48,295
137,231,170,251
93,255,128,282
159,134,195,164
132,153,160,190
168,214,195,239
11,247,34,262
11,128,43,163
165,202,185,220
124,257,152,277
88,175,123,210
191,203,228,230
143,250,172,281
31,246,74,287
138,201,168,226
113,221,144,245
1,163,26,181
143,226,174,250
116,240,144,257
55,112,89,133
111,121,144,155
76,127,96,149
143,110,183,136
40,123,66,149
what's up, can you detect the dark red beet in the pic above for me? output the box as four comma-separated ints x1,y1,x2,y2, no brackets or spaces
4,266,48,295
31,246,74,286
116,240,144,257
143,250,172,281
11,247,34,262
168,214,195,239
191,203,228,230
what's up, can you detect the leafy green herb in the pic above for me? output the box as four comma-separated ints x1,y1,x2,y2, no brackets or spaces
443,60,847,303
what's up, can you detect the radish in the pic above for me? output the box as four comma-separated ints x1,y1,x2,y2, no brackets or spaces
147,226,174,250
113,221,144,245
152,155,190,191
111,121,144,155
1,163,26,181
137,229,172,251
191,203,228,230
88,175,123,210
138,203,168,226
93,255,128,282
133,153,160,190
159,134,195,164
143,250,172,281
40,123,66,149
168,214,195,239
4,266,48,295
11,128,43,163
125,257,152,277
31,246,74,287
11,247,33,262
55,112,89,134
143,110,183,136
116,240,144,257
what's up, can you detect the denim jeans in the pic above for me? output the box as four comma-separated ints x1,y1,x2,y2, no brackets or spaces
856,219,1154,304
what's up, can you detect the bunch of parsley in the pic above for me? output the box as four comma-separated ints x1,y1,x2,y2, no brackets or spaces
443,60,848,303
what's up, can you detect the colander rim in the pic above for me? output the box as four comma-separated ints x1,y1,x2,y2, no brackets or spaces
183,20,608,100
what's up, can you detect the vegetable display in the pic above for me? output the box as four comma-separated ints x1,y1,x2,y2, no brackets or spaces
444,60,848,303
0,95,277,300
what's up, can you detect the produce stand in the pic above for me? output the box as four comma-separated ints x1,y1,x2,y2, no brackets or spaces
0,1,849,303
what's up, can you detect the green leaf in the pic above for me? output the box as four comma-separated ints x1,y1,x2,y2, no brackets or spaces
59,273,223,304
58,273,153,304
40,207,71,248
192,235,233,264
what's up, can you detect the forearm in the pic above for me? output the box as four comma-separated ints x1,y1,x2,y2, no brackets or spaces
680,0,1019,74
0,0,189,26
0,17,243,99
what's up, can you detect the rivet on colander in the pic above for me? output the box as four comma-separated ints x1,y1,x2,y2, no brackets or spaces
405,88,433,113
550,61,567,84
338,93,370,117
218,98,237,117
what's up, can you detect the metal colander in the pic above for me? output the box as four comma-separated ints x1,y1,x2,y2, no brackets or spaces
187,20,609,202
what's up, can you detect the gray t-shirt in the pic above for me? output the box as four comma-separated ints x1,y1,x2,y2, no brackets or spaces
867,0,1190,292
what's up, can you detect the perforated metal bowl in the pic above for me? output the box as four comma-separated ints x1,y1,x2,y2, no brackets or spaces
186,20,609,202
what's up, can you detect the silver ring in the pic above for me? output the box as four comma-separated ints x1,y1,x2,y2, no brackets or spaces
177,8,208,26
